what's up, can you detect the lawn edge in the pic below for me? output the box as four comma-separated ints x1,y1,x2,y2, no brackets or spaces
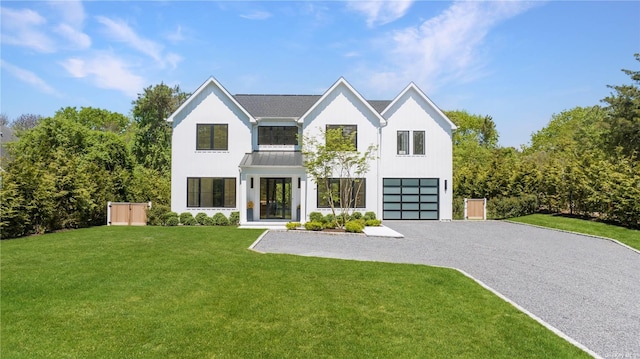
504,220,640,255
448,266,602,359
247,229,270,253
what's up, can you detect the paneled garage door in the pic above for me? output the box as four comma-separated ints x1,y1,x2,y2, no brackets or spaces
383,178,439,220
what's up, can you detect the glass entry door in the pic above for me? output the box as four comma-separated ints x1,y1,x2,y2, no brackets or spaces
260,178,292,219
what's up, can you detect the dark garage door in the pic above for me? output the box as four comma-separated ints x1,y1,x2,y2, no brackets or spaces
383,178,439,220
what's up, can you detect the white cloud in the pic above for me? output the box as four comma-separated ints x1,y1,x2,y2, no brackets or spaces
347,0,413,27
363,1,538,94
166,25,185,43
240,10,272,20
0,7,56,52
60,52,145,98
96,16,181,69
49,0,91,49
0,59,56,94
55,23,91,49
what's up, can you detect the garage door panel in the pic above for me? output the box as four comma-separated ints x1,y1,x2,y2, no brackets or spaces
383,177,439,220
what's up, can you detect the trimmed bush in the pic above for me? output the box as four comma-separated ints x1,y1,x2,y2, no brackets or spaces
179,212,195,225
487,195,538,219
324,220,337,229
195,212,209,225
363,211,377,221
365,219,382,227
229,211,240,226
351,211,363,220
309,212,324,223
147,204,170,226
203,217,215,226
166,216,179,226
345,221,364,233
323,213,335,225
164,212,179,226
337,213,349,226
286,222,301,230
304,221,324,231
212,213,229,226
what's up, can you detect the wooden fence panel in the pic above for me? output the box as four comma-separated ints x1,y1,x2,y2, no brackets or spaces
465,198,486,220
107,202,150,226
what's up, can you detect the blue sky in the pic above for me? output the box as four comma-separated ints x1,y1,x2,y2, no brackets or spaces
1,1,638,147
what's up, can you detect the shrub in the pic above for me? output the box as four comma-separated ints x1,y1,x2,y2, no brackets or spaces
324,220,337,229
453,197,465,220
487,195,539,219
179,212,194,225
166,216,179,226
212,213,229,226
203,217,215,226
309,212,324,223
351,211,362,220
345,221,364,233
195,212,209,225
323,213,335,225
286,222,301,230
336,213,349,225
229,211,240,226
304,221,324,231
363,211,377,221
164,212,179,226
365,219,382,227
182,217,197,226
147,204,170,226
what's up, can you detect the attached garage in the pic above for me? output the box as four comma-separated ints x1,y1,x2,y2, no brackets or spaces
383,178,439,220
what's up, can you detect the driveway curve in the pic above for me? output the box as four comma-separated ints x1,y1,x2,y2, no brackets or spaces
252,221,640,359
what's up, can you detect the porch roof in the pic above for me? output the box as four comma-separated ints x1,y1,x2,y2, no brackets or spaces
239,151,303,168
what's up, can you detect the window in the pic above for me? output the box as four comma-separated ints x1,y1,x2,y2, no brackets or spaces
197,124,228,150
258,126,298,145
397,131,409,154
413,131,425,155
317,178,365,208
326,125,357,150
397,130,426,155
187,177,236,207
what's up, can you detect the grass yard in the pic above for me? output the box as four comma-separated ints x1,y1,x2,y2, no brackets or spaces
1,226,590,358
510,214,640,251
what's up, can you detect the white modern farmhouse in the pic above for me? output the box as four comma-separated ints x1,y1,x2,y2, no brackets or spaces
168,77,456,225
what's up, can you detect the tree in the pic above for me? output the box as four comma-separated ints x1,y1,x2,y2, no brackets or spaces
0,113,8,126
11,113,42,133
131,83,189,174
602,53,640,157
301,127,377,228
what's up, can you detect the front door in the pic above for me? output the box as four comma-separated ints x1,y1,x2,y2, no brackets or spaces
260,178,292,220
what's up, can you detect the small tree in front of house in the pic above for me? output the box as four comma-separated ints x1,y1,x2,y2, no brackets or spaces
301,127,377,229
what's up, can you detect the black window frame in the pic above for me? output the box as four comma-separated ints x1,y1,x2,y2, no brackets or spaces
317,178,366,209
326,124,357,150
258,126,299,145
397,130,409,155
413,131,425,155
187,177,236,208
196,124,228,150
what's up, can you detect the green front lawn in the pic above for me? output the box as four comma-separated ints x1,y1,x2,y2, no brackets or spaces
2,226,589,358
510,214,640,251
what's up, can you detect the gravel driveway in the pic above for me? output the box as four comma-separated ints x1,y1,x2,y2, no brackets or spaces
252,221,640,359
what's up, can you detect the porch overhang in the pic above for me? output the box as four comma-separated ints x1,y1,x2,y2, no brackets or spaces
239,151,304,169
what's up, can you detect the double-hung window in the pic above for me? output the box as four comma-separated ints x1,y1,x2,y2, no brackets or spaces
187,177,236,208
397,130,426,155
197,124,228,150
317,178,366,208
326,125,357,150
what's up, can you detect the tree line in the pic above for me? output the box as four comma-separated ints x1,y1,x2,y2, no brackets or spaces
1,84,188,238
450,54,639,228
1,55,638,238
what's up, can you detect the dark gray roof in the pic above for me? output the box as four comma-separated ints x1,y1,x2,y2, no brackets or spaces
233,95,391,119
239,151,303,167
234,95,320,118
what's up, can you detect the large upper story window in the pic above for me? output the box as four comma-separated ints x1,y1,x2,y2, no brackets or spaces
187,177,236,208
197,124,228,150
258,126,298,145
326,125,357,150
